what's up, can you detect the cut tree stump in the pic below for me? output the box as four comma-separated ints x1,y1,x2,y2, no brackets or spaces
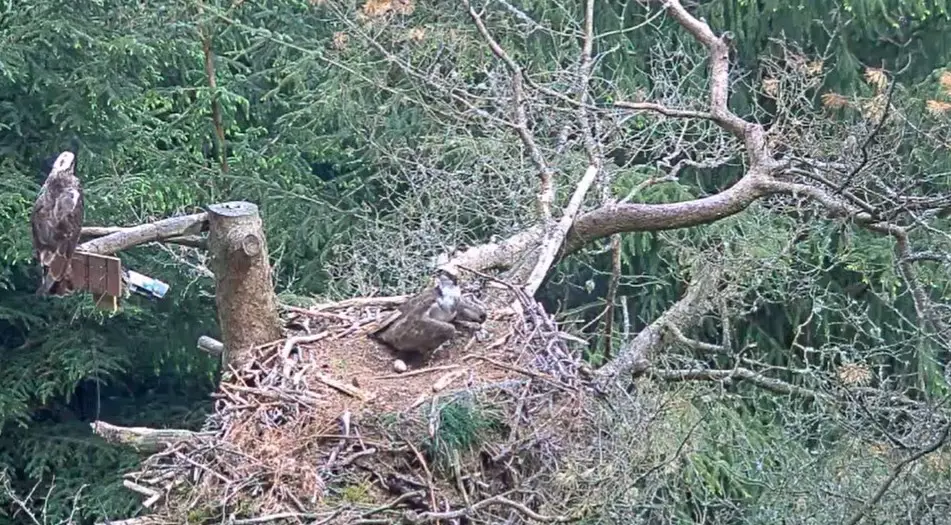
207,201,281,369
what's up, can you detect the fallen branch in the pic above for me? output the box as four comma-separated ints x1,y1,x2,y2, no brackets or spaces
81,227,206,249
90,420,214,453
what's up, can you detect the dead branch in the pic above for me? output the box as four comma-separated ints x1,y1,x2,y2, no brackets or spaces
90,420,214,453
443,0,781,277
463,0,556,219
562,176,771,257
594,261,723,388
78,213,208,255
648,366,829,401
197,335,224,355
81,227,207,249
524,164,599,295
844,423,951,525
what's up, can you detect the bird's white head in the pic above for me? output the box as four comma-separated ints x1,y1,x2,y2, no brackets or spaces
434,273,461,311
52,152,75,173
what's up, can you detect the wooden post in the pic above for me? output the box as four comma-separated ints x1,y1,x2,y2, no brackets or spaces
206,202,281,368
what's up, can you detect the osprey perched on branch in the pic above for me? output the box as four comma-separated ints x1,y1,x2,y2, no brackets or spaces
31,149,84,296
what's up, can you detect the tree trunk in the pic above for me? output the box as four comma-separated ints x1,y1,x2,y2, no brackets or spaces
207,201,281,369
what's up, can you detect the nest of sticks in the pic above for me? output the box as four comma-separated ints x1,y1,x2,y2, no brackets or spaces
117,284,597,524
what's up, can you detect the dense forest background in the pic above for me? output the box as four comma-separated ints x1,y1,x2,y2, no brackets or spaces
1,0,950,523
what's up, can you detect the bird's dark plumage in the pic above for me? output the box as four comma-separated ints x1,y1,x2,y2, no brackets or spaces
31,149,84,296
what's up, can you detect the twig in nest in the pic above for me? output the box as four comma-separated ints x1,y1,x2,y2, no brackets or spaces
374,364,461,380
310,295,410,310
335,447,377,468
122,480,158,499
404,494,574,523
122,477,164,509
281,304,354,322
174,451,232,484
457,264,532,307
230,511,331,524
361,490,427,518
314,371,375,401
464,355,576,392
401,435,438,514
281,331,330,361
432,369,469,392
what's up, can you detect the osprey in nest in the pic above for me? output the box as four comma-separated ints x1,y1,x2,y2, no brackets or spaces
31,149,84,296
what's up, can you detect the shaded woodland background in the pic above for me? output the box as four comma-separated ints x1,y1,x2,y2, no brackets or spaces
2,0,951,523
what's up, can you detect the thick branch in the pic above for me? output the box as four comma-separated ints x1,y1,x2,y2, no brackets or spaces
524,165,599,296
82,227,206,249
562,173,769,256
440,226,544,277
443,171,774,275
594,262,723,388
78,213,208,255
91,420,213,453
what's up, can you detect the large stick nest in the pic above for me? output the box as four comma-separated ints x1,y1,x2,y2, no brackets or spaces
123,283,599,524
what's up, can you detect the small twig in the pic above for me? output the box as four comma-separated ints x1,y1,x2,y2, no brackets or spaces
122,480,159,499
280,331,330,360
463,355,576,392
361,491,427,518
314,371,375,401
402,436,438,514
844,423,951,525
406,494,574,523
174,451,232,485
374,364,461,380
601,234,622,361
664,321,726,353
432,369,469,392
336,447,377,468
281,304,354,322
231,511,328,524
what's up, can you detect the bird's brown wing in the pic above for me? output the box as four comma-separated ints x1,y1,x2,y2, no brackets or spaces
32,184,84,295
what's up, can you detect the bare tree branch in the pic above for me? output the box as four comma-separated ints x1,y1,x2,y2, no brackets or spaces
78,213,208,255
594,261,723,388
463,0,556,219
